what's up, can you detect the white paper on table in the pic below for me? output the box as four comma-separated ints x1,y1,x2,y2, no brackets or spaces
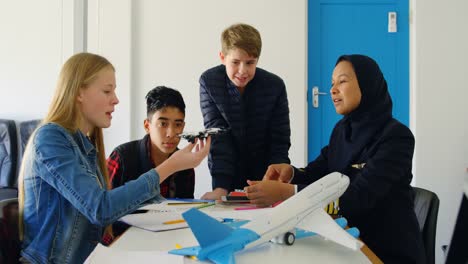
84,244,184,264
120,200,208,231
139,200,209,212
121,200,266,232
119,210,188,231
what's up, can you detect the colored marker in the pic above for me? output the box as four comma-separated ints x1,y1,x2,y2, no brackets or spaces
234,201,282,210
230,191,247,196
234,206,259,211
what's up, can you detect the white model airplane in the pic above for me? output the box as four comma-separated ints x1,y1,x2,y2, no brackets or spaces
169,172,363,264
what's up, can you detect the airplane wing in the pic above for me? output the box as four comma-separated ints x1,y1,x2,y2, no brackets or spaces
296,217,360,240
170,245,236,264
224,219,250,228
207,248,236,264
169,245,201,256
296,209,363,250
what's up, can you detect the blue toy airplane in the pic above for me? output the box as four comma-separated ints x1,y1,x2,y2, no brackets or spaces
169,172,362,264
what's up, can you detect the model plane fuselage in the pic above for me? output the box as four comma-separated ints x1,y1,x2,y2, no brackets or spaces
242,172,348,248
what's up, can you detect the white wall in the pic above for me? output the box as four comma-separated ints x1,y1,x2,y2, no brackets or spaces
88,0,308,198
86,0,133,162
411,0,468,263
1,1,467,263
135,0,308,198
0,0,69,120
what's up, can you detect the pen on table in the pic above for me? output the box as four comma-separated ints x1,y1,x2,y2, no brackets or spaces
234,200,282,210
234,206,259,211
167,202,209,205
131,209,149,214
166,198,215,203
163,219,186,225
195,203,215,209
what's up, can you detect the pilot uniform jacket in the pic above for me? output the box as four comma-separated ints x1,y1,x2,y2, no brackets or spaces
200,64,291,191
293,119,425,263
292,55,425,264
107,134,195,199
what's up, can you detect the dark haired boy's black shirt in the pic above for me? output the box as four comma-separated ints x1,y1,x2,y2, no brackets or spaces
107,134,195,198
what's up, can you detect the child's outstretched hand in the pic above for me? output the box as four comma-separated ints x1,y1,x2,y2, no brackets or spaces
156,136,211,182
175,136,211,169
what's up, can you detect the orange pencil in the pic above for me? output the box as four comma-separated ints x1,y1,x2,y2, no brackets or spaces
163,219,186,225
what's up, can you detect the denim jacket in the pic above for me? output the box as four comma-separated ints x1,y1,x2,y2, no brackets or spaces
21,123,162,264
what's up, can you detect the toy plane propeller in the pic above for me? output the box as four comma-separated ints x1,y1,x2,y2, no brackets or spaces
169,172,363,264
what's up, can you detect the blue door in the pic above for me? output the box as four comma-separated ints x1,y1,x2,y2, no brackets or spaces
307,0,409,161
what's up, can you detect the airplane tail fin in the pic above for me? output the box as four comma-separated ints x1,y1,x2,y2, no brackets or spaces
182,208,234,247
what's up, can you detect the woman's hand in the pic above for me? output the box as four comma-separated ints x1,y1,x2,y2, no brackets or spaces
263,164,294,183
244,180,295,207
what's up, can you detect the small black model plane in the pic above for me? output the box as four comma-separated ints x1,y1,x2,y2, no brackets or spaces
178,128,228,143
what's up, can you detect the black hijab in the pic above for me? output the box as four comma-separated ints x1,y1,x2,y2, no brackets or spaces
328,55,393,172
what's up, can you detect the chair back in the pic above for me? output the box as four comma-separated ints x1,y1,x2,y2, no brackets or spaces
413,187,440,264
19,119,41,156
14,120,41,188
0,197,20,263
0,120,18,188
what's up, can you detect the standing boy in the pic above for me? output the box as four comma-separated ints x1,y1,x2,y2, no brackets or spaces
200,23,291,200
107,86,194,198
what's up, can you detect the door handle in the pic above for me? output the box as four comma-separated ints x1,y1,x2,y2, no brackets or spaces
312,86,327,108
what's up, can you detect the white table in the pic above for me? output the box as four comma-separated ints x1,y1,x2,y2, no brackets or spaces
111,224,373,263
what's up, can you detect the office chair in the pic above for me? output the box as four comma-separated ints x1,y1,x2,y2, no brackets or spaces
0,119,18,188
444,190,468,264
0,197,20,264
0,120,18,204
12,119,41,188
19,119,41,155
413,187,440,264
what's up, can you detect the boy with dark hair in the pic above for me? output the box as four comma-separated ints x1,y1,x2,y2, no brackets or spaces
200,23,291,200
107,86,194,198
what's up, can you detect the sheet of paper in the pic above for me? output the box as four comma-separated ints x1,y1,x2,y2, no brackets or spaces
139,200,208,211
120,200,214,231
119,210,188,231
203,204,272,221
84,244,184,264
120,200,270,232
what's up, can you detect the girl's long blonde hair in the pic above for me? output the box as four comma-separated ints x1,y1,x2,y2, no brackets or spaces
18,52,114,239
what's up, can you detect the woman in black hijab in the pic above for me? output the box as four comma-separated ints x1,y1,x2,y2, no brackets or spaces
245,55,426,263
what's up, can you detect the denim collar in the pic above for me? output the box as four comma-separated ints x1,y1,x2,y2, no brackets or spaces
74,130,96,156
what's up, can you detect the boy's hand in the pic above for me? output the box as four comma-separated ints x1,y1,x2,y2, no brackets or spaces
173,136,211,169
263,164,293,182
201,188,228,200
244,180,294,207
156,137,211,182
